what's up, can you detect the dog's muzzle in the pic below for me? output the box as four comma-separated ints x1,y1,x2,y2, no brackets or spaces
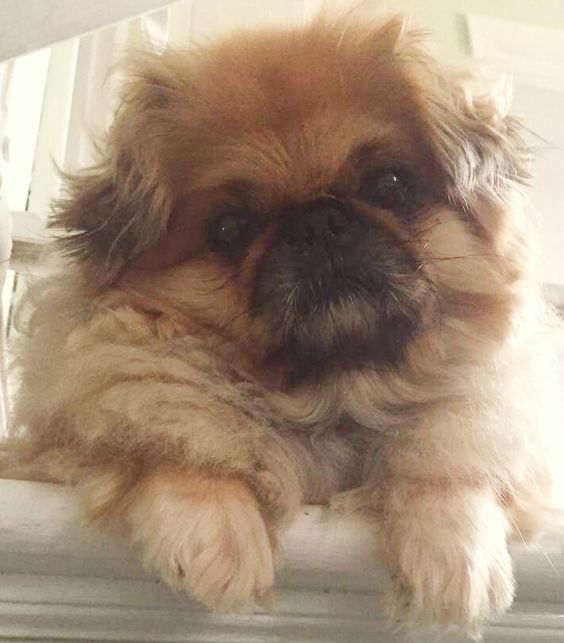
252,197,424,382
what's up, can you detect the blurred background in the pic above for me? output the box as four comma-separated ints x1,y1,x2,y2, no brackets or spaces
0,0,563,428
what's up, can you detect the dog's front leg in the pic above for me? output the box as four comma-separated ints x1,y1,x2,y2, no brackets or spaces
377,479,514,632
16,307,286,612
82,467,277,612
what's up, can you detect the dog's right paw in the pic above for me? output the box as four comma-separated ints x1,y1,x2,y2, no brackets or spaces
127,470,276,612
383,536,514,637
380,484,515,636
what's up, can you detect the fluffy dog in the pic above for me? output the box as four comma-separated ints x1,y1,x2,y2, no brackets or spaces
7,5,564,633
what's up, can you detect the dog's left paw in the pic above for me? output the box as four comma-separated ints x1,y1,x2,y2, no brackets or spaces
380,485,515,635
125,470,276,612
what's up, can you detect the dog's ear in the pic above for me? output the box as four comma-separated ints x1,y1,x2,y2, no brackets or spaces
365,16,529,210
419,65,530,209
52,51,183,284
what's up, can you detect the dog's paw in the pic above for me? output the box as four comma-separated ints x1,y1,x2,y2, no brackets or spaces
383,538,514,635
380,485,514,634
127,470,276,612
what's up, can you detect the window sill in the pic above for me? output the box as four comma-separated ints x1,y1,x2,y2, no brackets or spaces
0,478,563,642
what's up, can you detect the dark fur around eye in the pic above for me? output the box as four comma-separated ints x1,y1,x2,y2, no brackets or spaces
206,210,263,260
360,167,417,215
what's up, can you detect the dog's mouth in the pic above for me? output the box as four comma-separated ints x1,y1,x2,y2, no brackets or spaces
269,278,423,382
253,252,426,384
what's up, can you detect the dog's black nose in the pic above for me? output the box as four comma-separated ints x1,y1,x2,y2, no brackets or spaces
280,198,351,248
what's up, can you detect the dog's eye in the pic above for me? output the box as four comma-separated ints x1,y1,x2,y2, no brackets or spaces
206,210,261,259
360,168,416,214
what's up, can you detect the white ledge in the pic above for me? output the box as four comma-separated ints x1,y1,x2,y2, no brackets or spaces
0,479,564,642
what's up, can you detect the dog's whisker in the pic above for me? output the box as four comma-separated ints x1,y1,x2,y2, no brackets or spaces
415,253,504,272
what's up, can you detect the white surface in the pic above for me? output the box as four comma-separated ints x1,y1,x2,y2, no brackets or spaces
0,49,51,212
512,84,564,287
189,0,313,43
10,211,50,245
467,15,564,287
0,0,178,62
0,65,12,436
0,191,11,434
0,479,563,642
467,15,564,92
26,38,78,215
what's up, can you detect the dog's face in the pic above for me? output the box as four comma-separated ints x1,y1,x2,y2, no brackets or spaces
56,13,529,387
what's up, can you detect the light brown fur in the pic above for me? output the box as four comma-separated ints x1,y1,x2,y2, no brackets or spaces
6,5,564,636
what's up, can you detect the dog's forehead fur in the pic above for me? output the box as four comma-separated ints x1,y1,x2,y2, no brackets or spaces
154,19,435,200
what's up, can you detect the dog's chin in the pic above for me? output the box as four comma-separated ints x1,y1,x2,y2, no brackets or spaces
266,288,423,385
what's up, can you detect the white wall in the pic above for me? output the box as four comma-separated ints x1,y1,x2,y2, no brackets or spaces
468,14,564,288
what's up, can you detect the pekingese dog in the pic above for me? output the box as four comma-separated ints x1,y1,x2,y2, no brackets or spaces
7,4,564,635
